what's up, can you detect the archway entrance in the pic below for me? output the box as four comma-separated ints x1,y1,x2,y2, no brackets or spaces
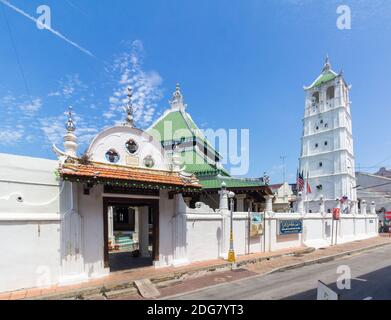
103,197,159,272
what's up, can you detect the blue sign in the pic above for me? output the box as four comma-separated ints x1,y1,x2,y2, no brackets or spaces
279,219,303,235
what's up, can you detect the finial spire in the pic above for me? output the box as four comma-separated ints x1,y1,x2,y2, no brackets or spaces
170,83,186,111
323,54,331,72
65,106,76,132
63,106,77,157
124,87,134,127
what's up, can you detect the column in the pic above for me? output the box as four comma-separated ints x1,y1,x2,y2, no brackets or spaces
236,194,246,212
296,192,304,214
370,201,376,215
133,207,139,243
319,195,325,215
108,206,114,244
218,188,229,210
138,206,150,257
265,195,274,213
360,200,367,215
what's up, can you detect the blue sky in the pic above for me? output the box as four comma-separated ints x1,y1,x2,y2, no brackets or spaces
0,0,390,183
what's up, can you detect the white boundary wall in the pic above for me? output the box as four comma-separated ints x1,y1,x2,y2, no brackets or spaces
183,203,378,264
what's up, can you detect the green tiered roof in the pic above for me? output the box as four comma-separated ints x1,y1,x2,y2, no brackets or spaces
147,84,262,190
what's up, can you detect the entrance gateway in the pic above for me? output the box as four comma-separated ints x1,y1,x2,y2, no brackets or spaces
52,91,201,278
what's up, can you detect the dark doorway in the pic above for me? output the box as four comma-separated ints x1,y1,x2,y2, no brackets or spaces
103,197,159,272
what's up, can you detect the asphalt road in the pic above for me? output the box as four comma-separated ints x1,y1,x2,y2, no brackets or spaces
166,245,391,300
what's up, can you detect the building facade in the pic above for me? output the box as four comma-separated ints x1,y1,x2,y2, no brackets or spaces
299,57,357,213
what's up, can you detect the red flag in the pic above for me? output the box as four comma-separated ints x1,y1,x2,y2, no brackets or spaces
306,171,312,194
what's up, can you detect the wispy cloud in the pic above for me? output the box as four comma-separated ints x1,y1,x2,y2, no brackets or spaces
0,0,95,57
105,40,164,127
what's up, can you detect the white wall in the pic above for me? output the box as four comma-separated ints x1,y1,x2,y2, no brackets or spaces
0,153,61,293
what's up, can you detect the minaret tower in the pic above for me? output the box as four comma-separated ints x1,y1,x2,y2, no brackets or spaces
63,106,78,157
300,57,357,213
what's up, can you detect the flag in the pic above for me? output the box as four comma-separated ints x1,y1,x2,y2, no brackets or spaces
306,171,312,194
297,169,304,191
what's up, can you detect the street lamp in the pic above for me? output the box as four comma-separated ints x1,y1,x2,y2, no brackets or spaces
228,191,236,263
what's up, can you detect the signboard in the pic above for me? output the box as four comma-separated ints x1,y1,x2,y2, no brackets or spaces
385,212,391,220
126,156,139,166
250,213,264,237
317,281,339,300
332,208,340,220
279,219,303,235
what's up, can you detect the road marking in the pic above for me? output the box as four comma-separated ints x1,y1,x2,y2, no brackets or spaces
353,277,367,282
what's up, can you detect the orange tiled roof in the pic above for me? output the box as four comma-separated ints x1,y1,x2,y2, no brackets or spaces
59,163,201,188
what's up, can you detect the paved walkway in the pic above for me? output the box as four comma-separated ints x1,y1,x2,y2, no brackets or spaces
1,236,390,300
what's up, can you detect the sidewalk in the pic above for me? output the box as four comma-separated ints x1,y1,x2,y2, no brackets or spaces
1,236,390,300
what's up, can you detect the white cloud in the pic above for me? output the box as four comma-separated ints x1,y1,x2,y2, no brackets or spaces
18,98,42,116
106,40,164,128
0,128,23,145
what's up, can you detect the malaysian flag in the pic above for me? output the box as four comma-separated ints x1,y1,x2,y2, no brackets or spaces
296,169,304,191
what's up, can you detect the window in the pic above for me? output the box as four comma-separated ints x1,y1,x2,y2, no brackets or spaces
320,120,324,124
315,126,319,130
125,139,138,154
143,155,155,168
324,123,328,128
326,86,335,100
315,143,319,148
105,149,120,163
324,141,328,146
319,162,323,167
312,92,320,104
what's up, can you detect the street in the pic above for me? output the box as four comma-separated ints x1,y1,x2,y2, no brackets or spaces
165,245,391,300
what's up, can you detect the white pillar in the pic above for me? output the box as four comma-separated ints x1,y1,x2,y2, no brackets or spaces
236,194,246,212
319,195,325,214
361,200,367,215
219,189,229,210
265,195,273,212
138,206,150,257
108,206,114,243
133,207,139,243
370,201,376,215
297,192,304,214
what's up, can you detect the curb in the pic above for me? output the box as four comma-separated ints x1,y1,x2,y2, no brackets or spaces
28,247,313,300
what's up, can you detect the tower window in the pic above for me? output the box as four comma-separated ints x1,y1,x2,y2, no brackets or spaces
326,86,335,100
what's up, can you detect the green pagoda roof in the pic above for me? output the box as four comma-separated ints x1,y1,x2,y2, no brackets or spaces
305,56,340,90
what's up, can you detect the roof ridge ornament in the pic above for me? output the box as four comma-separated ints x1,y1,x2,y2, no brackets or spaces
124,87,134,127
170,83,186,111
322,54,331,73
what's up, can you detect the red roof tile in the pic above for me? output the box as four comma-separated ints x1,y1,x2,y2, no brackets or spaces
59,163,201,188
